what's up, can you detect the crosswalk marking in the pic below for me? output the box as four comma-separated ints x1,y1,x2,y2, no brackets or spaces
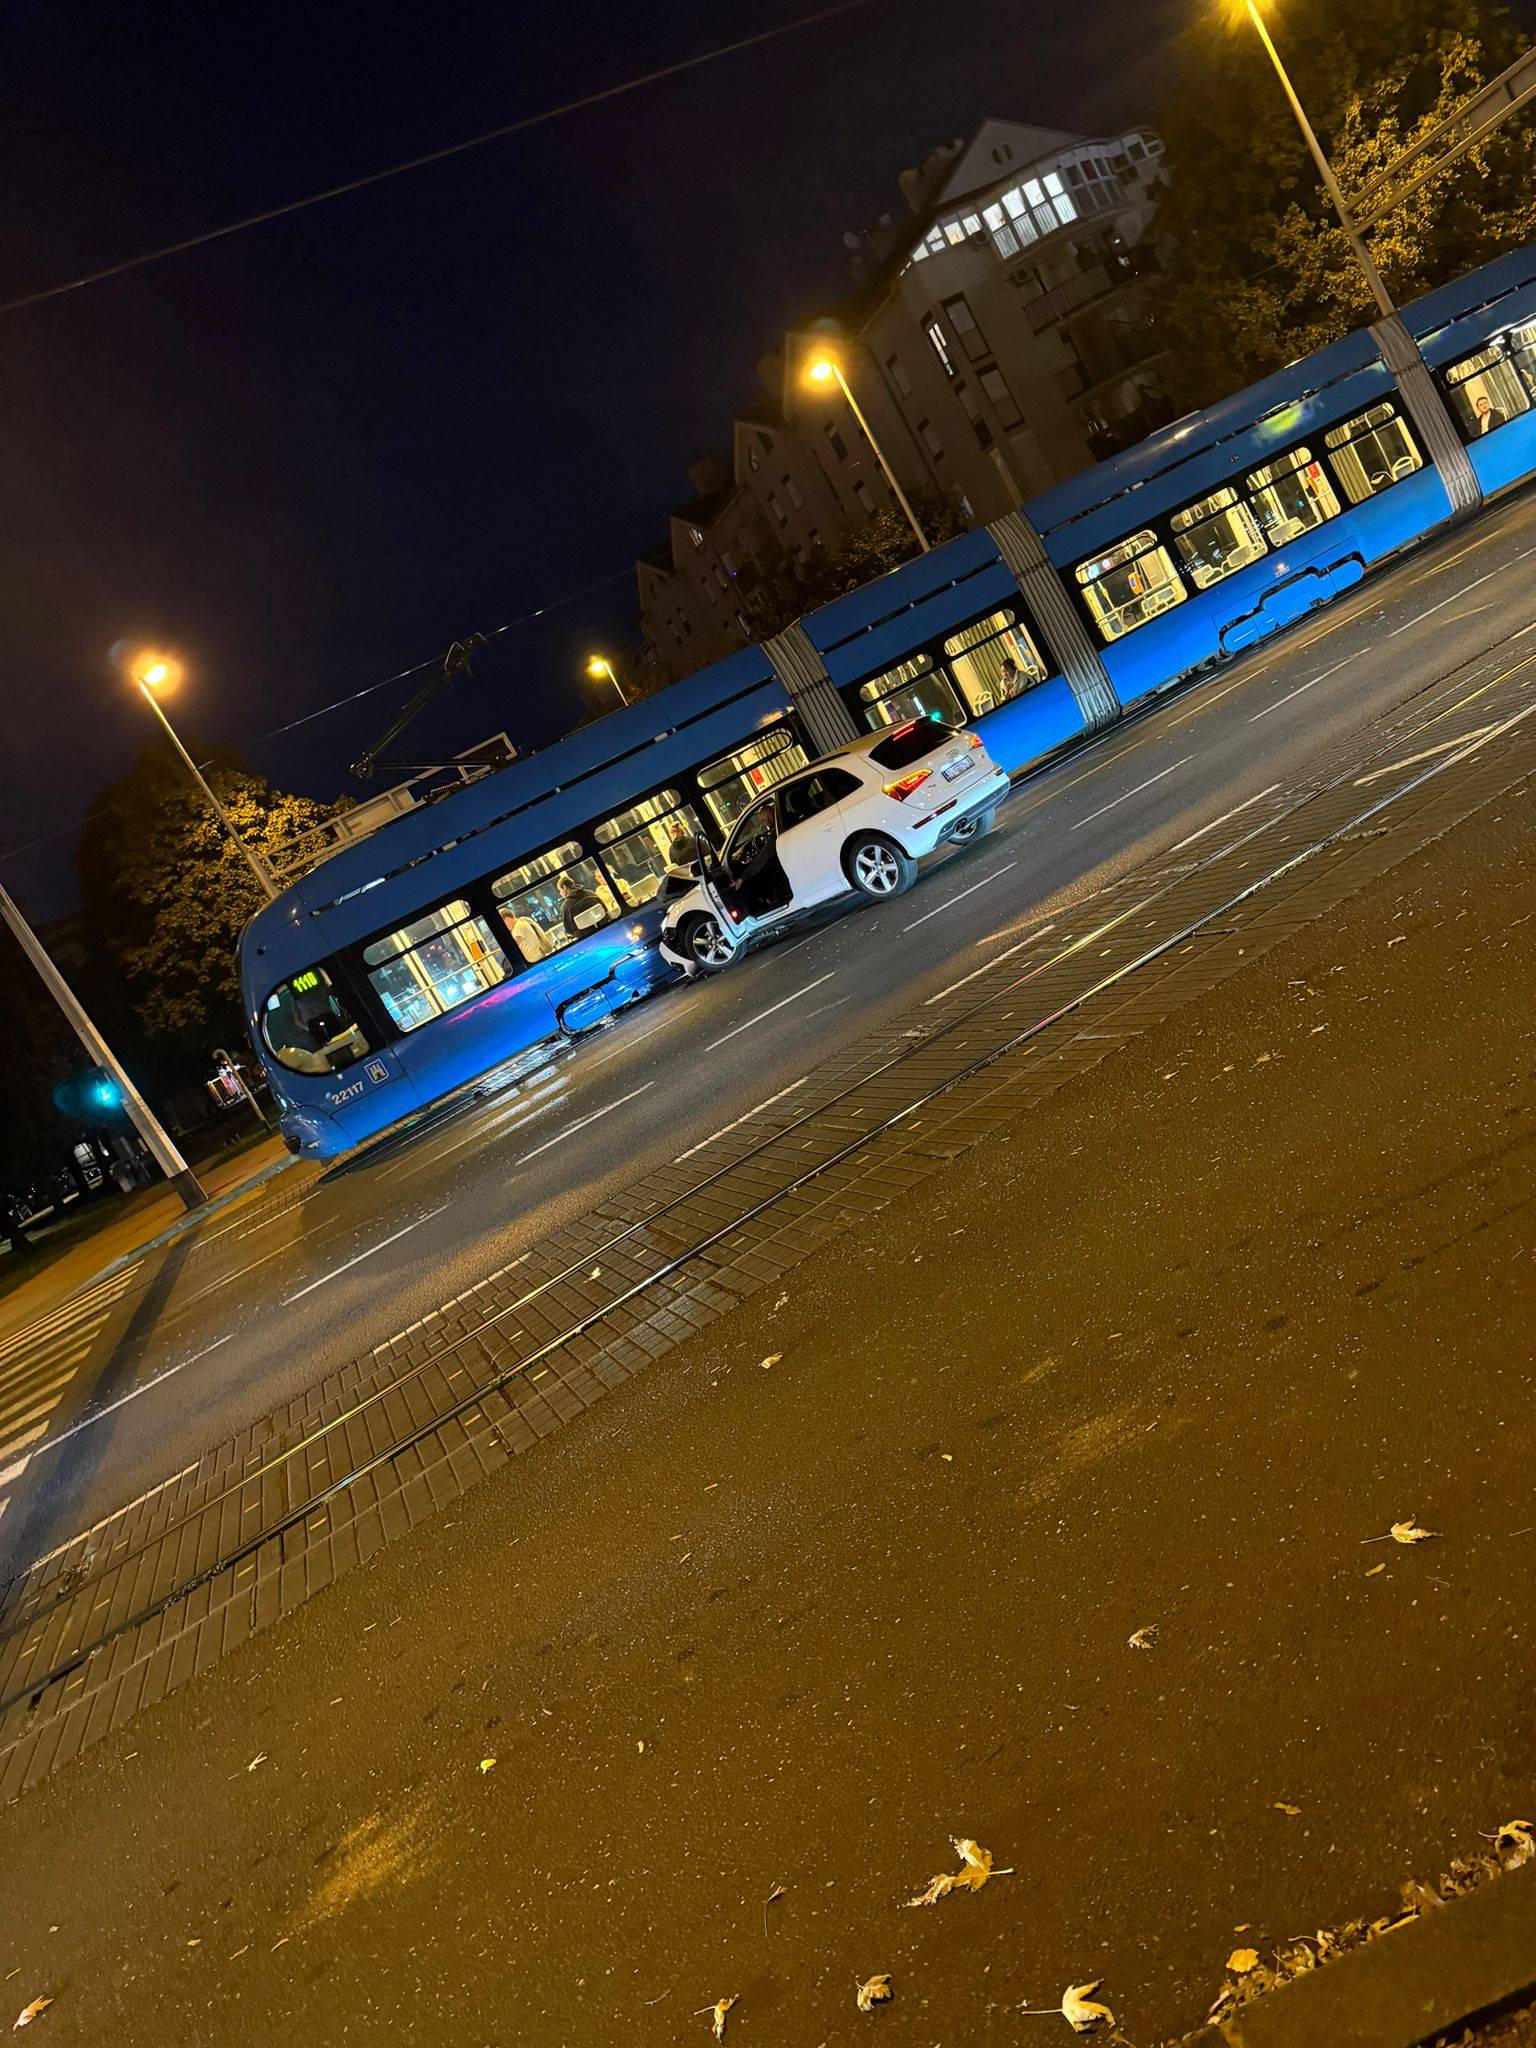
0,1265,142,1522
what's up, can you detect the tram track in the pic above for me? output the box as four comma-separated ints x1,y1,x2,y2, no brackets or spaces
1,638,1534,1735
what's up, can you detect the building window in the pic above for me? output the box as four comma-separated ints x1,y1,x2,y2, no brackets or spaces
1323,402,1424,503
767,491,787,527
1169,485,1269,590
958,383,993,449
926,320,956,377
1244,447,1341,544
785,477,805,508
594,788,711,905
491,844,620,961
978,366,1023,430
886,353,913,397
689,526,704,547
721,549,738,575
943,608,1050,713
917,418,944,459
942,295,988,362
823,420,849,461
855,653,966,731
853,479,875,514
1445,343,1532,439
1074,529,1187,642
696,726,810,831
261,968,369,1075
363,899,509,1033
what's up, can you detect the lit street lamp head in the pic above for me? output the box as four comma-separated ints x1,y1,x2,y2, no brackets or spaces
807,357,837,384
586,655,611,680
130,650,183,694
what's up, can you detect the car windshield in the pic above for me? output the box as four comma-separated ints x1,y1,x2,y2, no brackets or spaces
869,720,958,771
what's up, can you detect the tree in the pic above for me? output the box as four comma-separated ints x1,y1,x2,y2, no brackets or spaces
743,496,970,642
1153,0,1536,409
75,746,331,1062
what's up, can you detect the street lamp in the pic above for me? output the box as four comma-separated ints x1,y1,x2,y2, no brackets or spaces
806,353,930,552
129,652,280,900
1239,0,1395,316
585,654,630,708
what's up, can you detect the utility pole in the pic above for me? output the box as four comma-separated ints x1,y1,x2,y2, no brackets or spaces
0,881,206,1211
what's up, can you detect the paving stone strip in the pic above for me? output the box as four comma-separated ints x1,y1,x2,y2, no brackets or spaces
1,641,1533,1802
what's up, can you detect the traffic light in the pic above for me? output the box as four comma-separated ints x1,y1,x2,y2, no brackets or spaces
91,1074,122,1111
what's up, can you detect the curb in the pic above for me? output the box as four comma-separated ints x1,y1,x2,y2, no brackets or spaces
1182,1860,1536,2047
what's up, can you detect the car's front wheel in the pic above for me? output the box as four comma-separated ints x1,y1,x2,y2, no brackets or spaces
844,832,916,899
680,911,736,972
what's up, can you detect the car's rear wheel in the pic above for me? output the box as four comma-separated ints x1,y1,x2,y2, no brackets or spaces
844,832,915,899
681,911,736,972
950,804,996,844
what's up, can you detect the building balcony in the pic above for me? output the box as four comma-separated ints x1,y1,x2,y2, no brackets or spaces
1017,263,1114,334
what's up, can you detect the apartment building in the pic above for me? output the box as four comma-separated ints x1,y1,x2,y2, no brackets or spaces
638,116,1168,680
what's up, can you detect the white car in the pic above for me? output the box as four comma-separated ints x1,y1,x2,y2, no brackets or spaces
658,718,1009,974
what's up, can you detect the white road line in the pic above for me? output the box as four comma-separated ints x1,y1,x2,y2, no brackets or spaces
0,1338,95,1394
0,1358,80,1416
703,974,837,1052
0,1421,51,1463
519,1083,657,1164
281,1204,451,1304
1247,650,1358,723
1354,726,1496,786
1513,619,1536,640
0,1284,129,1364
0,1391,67,1440
902,861,1017,932
0,1455,32,1487
924,937,1033,1006
1168,783,1283,853
1387,571,1500,637
1071,757,1191,831
674,1077,810,1164
13,1334,236,1466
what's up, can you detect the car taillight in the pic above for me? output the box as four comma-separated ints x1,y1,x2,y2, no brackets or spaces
966,731,984,750
882,768,932,800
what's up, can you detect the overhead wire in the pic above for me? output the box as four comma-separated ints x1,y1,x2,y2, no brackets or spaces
0,0,874,316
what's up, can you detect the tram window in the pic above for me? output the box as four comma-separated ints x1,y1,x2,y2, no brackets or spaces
1323,403,1423,504
855,653,967,731
1074,529,1187,641
491,841,621,959
1245,446,1341,544
1445,344,1531,439
593,787,710,905
941,609,1049,715
261,967,369,1076
362,899,508,1034
695,727,809,832
1508,320,1536,401
1169,485,1268,590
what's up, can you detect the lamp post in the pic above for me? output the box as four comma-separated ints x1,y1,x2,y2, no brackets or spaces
807,354,930,552
130,654,281,901
585,654,630,708
0,880,206,1210
1241,0,1396,317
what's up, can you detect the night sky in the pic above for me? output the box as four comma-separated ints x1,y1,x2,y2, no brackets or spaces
1,0,1180,920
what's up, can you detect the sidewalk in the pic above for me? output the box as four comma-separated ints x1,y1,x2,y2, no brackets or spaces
0,1134,305,1342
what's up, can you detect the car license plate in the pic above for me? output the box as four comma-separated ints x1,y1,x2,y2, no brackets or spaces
942,758,969,781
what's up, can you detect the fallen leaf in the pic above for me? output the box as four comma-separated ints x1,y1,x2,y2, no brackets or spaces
706,1995,736,2039
1365,1563,1387,1577
12,2000,52,2031
1233,1923,1250,1933
905,1836,1004,1907
1388,934,1406,946
479,1758,497,1774
1227,1948,1259,1973
1020,1981,1116,2032
1127,1625,1158,1650
856,1973,893,2013
1496,1821,1536,1868
636,1740,644,1754
589,1267,601,1280
1390,1521,1437,1545
760,1355,781,1370
1274,1803,1301,1816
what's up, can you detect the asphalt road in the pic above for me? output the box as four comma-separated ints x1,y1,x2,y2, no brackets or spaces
2,487,1535,1572
1,704,1531,2046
